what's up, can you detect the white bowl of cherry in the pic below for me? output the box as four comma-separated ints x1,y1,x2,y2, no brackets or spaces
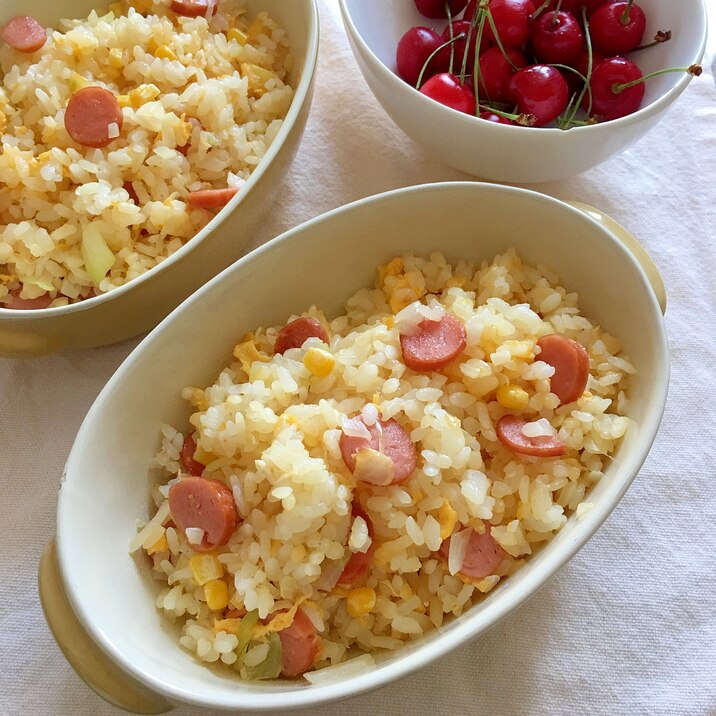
339,0,707,183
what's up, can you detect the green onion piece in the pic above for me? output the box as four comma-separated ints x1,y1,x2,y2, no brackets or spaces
233,609,260,668
243,632,283,680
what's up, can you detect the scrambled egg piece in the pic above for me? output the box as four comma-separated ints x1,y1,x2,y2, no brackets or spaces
233,333,270,373
377,257,427,313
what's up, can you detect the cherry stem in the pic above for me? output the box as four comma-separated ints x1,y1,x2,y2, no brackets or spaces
564,5,595,125
479,104,536,125
552,0,563,26
620,0,634,25
633,30,672,51
530,0,552,20
613,64,703,93
415,33,466,89
460,6,480,83
486,7,518,70
446,1,455,75
472,1,489,116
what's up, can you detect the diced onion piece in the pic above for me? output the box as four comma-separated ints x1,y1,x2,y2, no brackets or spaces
447,527,472,576
303,654,377,684
353,448,394,486
128,501,170,553
313,554,350,592
341,416,371,440
185,527,205,545
81,224,115,286
521,418,557,438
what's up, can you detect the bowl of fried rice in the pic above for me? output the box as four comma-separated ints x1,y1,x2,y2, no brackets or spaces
0,0,318,357
41,182,669,712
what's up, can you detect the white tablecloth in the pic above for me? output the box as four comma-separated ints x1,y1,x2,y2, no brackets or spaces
3,2,715,714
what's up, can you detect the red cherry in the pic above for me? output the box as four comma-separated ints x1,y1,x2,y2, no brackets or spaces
478,46,528,102
540,0,607,18
530,10,584,65
441,20,493,73
508,64,569,126
590,1,646,55
571,46,606,77
419,72,476,113
464,0,535,48
585,56,645,120
414,0,469,19
397,26,448,86
479,111,515,124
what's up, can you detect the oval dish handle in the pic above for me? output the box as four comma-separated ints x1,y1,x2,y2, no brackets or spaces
38,539,173,715
566,201,667,315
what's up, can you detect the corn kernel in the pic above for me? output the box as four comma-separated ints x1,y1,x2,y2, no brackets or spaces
437,500,458,540
189,554,224,586
346,587,376,617
128,83,161,108
303,347,335,377
153,44,177,61
204,579,230,611
108,48,124,69
117,94,131,108
146,534,168,555
227,28,249,45
496,384,530,411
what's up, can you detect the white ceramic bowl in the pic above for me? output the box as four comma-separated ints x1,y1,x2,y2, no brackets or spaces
42,182,669,713
339,0,707,183
0,0,318,358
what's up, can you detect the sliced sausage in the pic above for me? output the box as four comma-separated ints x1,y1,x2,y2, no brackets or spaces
186,187,238,209
64,87,123,149
400,314,467,372
536,334,590,405
340,417,417,485
168,476,238,552
2,291,53,310
170,0,219,18
337,506,376,586
1,15,46,53
440,522,505,580
274,317,329,355
123,181,139,204
179,434,205,476
276,607,320,677
496,414,566,457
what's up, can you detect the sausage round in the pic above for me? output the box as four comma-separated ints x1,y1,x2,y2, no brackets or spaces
170,0,219,18
186,187,238,209
64,87,123,148
274,317,329,355
337,506,376,586
496,414,566,457
1,15,46,53
168,476,238,552
440,522,506,580
400,314,467,371
276,607,320,677
2,291,53,310
179,434,205,476
339,417,417,485
536,334,590,405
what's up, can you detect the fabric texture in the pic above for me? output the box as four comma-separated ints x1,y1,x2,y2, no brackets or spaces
1,2,714,714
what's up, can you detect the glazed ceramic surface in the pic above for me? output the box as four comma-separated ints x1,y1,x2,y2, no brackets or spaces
0,0,319,357
340,0,707,183
53,183,669,712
